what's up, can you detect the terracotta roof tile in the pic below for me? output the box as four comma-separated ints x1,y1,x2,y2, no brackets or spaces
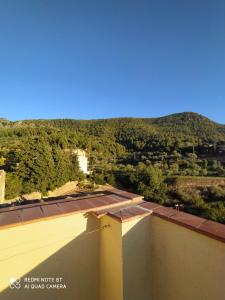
198,220,225,243
107,206,151,222
0,210,21,226
21,207,43,222
139,202,161,210
104,195,125,203
152,206,176,219
108,188,143,200
57,201,81,213
169,211,206,230
1,190,225,244
41,204,62,217
137,201,225,243
0,189,140,229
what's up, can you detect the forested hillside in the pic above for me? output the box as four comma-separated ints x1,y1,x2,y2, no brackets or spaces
1,112,225,223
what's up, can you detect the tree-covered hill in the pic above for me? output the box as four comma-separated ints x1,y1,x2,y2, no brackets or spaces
7,111,225,142
151,112,225,140
1,112,225,224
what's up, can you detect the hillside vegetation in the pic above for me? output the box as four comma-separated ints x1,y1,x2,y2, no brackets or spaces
1,112,225,223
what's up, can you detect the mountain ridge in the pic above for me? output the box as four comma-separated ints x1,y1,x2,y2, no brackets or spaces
1,112,225,149
5,112,224,143
0,111,224,125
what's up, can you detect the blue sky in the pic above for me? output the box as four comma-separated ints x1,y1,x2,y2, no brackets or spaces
0,0,224,123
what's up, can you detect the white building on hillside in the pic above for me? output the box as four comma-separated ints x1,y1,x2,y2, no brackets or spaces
74,149,89,174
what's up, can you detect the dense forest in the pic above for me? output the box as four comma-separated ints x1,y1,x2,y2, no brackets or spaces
1,112,225,223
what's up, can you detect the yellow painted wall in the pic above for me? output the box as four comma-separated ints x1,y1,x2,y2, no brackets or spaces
122,216,152,300
0,170,5,202
1,208,225,300
149,216,225,300
99,215,124,300
100,213,225,300
99,214,152,300
0,213,101,300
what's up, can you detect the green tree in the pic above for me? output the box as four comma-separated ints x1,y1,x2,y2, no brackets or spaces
5,173,22,199
130,163,167,204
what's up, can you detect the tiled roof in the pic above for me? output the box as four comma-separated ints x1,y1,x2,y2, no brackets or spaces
95,201,225,243
1,188,225,244
92,205,150,222
139,202,225,244
0,189,143,229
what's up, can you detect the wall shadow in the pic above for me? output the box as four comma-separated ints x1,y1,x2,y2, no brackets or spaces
0,214,101,300
122,215,152,300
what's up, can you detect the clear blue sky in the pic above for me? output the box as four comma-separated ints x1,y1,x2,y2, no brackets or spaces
0,0,224,123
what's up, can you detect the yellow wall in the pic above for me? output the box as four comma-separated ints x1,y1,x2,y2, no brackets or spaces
0,170,5,202
149,216,225,300
99,214,152,300
0,213,101,300
100,213,225,300
1,208,225,300
122,216,152,300
99,215,124,300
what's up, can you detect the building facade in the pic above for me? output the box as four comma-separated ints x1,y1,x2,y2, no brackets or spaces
0,188,225,300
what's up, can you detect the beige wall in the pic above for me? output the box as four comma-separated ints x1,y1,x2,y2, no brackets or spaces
0,213,100,300
149,216,225,300
100,213,225,300
1,208,225,300
99,215,123,300
99,214,152,300
122,216,152,300
0,170,5,202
